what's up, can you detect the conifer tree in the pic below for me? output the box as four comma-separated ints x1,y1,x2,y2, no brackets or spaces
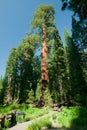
17,35,38,103
5,48,18,103
64,28,87,105
61,0,87,87
49,29,68,105
4,34,39,103
31,4,56,105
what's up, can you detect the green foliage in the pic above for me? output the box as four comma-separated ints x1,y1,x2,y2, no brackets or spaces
25,108,50,121
26,89,35,104
31,4,58,105
17,38,34,102
35,83,40,101
0,76,3,103
0,76,3,91
1,3,86,109
4,119,11,129
58,106,87,129
31,4,55,31
27,117,52,130
61,0,87,20
64,28,87,105
61,1,87,106
0,104,50,126
0,76,8,104
44,87,53,106
49,29,68,104
4,34,40,103
4,48,19,103
0,103,28,114
72,17,87,89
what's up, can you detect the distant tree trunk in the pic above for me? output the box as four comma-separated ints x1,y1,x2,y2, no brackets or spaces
40,26,49,105
6,75,12,104
59,80,63,103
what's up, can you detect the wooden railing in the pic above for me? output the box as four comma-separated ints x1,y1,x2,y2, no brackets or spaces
0,115,6,128
0,110,25,129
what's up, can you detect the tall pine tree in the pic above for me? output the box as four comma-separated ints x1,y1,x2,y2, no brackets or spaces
64,28,87,105
31,4,56,105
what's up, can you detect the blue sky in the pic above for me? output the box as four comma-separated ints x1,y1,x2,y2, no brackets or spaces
0,0,72,76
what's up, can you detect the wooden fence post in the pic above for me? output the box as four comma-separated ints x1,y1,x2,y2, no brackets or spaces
0,115,5,128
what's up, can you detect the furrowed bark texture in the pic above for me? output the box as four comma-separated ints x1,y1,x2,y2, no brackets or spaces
40,26,49,105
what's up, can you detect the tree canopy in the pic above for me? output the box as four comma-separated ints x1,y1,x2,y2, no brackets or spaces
0,3,87,106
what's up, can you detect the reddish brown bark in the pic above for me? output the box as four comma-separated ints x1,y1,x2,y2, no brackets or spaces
40,26,49,106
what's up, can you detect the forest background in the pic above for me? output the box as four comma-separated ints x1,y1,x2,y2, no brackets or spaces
0,0,87,107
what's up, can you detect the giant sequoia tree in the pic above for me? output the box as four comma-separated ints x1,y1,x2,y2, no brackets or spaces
3,4,83,106
2,4,67,106
31,4,56,105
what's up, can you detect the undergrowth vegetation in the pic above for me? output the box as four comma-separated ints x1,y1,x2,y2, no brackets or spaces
0,103,50,129
27,117,52,130
0,103,50,122
58,106,87,130
1,104,87,130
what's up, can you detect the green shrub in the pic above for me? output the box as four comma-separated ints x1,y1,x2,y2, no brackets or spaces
44,88,53,106
4,119,11,129
26,89,35,104
52,113,57,120
36,84,40,101
0,104,50,129
27,117,52,130
58,106,87,129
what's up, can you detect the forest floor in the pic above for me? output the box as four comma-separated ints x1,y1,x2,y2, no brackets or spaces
7,110,64,130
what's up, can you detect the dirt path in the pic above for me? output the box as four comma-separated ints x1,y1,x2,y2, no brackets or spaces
7,111,58,130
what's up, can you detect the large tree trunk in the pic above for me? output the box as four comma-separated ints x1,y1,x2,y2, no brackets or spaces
6,75,12,104
59,80,63,103
40,26,49,106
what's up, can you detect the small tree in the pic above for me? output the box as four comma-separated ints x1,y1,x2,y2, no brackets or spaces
26,89,35,104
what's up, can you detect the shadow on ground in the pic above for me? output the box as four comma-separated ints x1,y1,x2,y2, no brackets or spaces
66,106,87,130
47,106,87,130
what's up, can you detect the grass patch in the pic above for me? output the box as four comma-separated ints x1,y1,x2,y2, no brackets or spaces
0,104,50,126
27,117,52,130
25,107,50,121
0,103,29,114
58,106,87,129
